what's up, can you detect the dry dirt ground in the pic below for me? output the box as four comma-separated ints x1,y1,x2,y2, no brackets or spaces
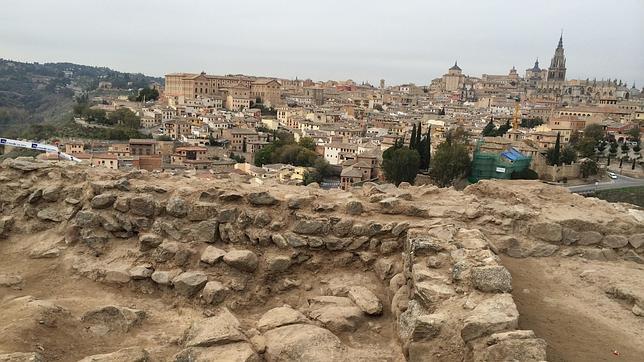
0,228,402,361
502,255,644,362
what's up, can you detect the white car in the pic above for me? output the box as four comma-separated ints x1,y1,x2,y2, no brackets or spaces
607,172,617,179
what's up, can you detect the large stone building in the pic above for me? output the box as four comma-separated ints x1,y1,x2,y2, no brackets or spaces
442,62,465,91
165,72,282,109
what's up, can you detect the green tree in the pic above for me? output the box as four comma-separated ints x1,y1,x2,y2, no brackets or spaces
496,120,511,136
108,108,140,129
445,126,470,145
254,144,275,166
429,141,471,187
576,138,596,158
382,138,403,161
382,147,420,185
627,125,641,141
551,132,561,166
242,138,247,153
482,120,497,136
131,87,159,102
415,123,422,151
410,123,417,149
510,168,539,180
579,159,598,178
560,146,577,165
583,124,605,143
298,137,316,151
609,142,618,156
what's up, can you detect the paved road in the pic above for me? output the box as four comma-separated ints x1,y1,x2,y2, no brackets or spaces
567,174,644,193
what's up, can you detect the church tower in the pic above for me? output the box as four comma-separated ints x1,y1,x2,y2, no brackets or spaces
547,33,566,82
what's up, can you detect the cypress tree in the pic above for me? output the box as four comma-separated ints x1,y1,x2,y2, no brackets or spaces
410,123,417,149
553,132,561,166
426,126,431,169
415,122,422,152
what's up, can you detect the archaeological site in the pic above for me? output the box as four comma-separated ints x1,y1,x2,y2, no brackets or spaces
1,157,643,362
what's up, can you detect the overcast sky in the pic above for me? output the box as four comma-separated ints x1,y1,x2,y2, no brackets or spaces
2,0,643,86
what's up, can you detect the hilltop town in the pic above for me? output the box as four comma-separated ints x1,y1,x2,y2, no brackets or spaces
2,35,642,191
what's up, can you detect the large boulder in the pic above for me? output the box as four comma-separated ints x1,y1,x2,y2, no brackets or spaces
174,343,259,362
257,306,310,332
184,308,246,347
398,301,444,342
247,191,278,206
151,269,180,285
461,294,519,342
129,194,156,216
201,281,228,304
77,347,149,362
480,330,547,362
81,306,146,334
471,266,512,293
529,222,562,243
347,286,382,315
200,246,227,265
265,254,292,272
629,234,644,249
263,324,348,362
91,193,117,209
602,234,629,248
308,296,363,333
223,250,258,272
173,271,208,296
414,281,455,307
293,219,327,235
166,197,189,218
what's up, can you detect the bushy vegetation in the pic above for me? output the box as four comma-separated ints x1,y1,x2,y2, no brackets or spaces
429,130,472,187
0,58,161,137
254,134,331,182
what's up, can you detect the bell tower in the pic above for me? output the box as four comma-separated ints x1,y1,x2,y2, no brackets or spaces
547,32,567,82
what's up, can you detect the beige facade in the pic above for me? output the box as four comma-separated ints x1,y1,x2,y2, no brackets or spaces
442,62,465,91
250,79,282,106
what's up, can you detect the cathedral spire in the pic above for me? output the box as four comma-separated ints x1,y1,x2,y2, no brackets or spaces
558,30,563,48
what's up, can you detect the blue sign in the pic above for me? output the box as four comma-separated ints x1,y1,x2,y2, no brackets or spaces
0,139,6,144
31,143,38,149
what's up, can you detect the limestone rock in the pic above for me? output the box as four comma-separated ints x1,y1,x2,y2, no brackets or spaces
482,331,547,362
461,294,519,342
263,324,348,362
184,308,246,347
224,250,258,272
76,210,101,228
173,271,208,296
113,196,130,212
414,281,455,308
293,219,326,235
623,250,644,264
265,254,292,272
271,233,288,248
81,305,146,334
200,246,226,265
0,273,23,288
174,343,259,362
257,306,309,332
529,222,562,242
201,281,228,304
602,234,628,248
0,216,14,238
129,265,153,280
247,191,278,206
345,200,364,215
471,266,512,293
576,231,603,246
151,269,180,285
91,193,117,209
139,233,162,251
398,301,444,342
105,268,131,284
41,185,60,202
77,347,149,362
129,194,155,216
0,352,43,362
308,296,363,332
166,197,189,218
347,286,382,315
629,233,644,249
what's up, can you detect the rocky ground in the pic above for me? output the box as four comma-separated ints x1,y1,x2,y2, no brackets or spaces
0,157,643,362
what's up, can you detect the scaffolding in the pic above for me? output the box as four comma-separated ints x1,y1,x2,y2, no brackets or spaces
470,140,532,181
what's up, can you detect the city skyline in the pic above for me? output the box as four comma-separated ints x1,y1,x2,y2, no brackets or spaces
1,0,643,86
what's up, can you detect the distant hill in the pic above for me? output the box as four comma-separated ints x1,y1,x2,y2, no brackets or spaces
0,59,163,137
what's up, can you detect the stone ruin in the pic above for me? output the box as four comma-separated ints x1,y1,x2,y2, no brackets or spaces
0,157,642,361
